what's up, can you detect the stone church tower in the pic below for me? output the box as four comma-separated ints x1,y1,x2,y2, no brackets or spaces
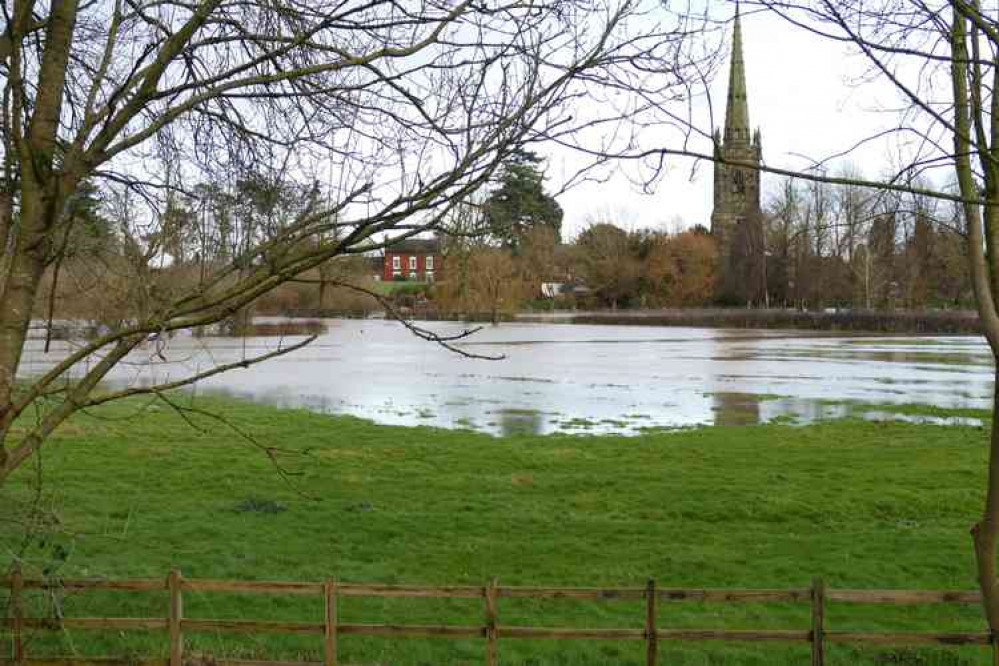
710,7,762,253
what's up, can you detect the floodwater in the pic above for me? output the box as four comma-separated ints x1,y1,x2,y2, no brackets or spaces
18,319,995,435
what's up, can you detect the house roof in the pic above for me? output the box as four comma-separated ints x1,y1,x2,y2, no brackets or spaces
385,238,440,254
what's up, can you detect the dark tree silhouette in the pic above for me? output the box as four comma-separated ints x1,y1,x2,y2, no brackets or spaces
483,150,564,250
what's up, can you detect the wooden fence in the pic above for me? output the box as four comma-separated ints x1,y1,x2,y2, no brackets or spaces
0,566,994,666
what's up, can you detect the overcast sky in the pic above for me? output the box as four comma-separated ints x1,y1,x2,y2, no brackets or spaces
550,5,917,239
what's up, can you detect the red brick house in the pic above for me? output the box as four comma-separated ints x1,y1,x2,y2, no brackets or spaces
383,238,441,282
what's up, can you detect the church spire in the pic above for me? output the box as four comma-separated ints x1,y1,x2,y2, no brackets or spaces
724,5,750,146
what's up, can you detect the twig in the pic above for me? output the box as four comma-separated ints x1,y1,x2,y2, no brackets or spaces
154,392,320,500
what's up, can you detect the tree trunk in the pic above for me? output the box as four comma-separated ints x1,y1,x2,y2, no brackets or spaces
0,190,14,295
951,2,999,632
973,370,999,629
0,0,80,430
0,194,51,418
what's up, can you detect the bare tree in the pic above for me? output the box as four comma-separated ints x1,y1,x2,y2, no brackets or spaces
833,166,875,305
763,177,801,306
468,248,525,325
0,0,713,483
435,197,489,316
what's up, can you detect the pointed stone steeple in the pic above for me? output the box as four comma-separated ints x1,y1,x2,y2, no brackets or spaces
724,6,750,146
710,3,763,286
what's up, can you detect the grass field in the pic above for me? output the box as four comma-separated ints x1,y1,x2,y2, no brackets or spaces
1,395,996,665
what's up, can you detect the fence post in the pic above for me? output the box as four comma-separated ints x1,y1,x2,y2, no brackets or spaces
811,576,825,666
645,579,657,666
168,568,183,666
485,579,498,666
11,562,23,666
324,578,338,666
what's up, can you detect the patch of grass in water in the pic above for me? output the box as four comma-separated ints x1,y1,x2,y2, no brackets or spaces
816,399,991,423
845,338,982,347
559,417,598,428
638,423,702,434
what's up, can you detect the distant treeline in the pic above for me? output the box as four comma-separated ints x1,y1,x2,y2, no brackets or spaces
291,306,981,335
35,167,979,332
530,309,983,335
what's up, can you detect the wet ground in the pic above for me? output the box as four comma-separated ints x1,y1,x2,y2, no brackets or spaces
19,319,994,435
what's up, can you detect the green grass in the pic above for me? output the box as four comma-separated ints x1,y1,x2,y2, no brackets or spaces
369,281,430,296
1,395,996,665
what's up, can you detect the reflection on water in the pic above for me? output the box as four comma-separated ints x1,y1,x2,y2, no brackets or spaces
713,393,761,426
17,319,994,436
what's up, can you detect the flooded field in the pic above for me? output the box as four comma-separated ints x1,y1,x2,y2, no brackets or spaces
19,319,995,435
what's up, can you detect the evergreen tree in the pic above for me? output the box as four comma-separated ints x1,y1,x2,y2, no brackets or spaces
65,180,116,257
483,150,563,249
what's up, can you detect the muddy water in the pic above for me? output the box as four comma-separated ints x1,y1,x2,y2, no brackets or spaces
18,320,995,435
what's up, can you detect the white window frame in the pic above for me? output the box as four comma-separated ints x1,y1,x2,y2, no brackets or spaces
392,256,401,270
409,256,417,270
426,256,434,270
409,271,418,280
426,271,434,283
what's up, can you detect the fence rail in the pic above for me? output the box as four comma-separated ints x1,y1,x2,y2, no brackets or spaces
1,566,993,666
